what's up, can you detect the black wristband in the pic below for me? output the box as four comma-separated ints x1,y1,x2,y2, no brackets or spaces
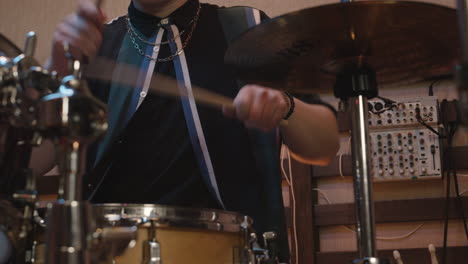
283,91,295,120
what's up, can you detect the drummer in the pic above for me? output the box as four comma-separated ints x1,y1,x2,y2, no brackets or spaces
32,0,339,262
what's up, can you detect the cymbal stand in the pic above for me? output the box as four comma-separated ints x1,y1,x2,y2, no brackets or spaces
39,48,136,263
334,63,382,263
0,32,40,199
0,31,54,263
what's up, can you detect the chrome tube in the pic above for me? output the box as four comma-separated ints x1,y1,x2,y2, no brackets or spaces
23,32,36,58
349,95,377,258
44,201,95,264
57,141,86,201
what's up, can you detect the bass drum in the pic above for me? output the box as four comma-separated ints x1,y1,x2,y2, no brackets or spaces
93,204,254,264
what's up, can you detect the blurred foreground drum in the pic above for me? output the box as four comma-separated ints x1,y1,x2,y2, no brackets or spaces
0,200,23,264
93,204,253,264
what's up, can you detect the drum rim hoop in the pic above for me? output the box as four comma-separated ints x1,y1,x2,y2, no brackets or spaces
92,203,254,233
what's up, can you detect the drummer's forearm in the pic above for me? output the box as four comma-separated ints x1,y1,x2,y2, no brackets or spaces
280,99,339,165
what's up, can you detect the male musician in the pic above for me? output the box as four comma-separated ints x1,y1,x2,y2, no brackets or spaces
34,0,339,261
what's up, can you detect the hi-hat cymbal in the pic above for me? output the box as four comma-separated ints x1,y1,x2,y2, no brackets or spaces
225,1,459,94
0,33,22,58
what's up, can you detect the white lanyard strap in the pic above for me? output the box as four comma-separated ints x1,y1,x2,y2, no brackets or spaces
137,27,165,108
166,23,226,209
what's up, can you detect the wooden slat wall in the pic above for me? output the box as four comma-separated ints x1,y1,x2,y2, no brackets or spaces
286,158,315,263
315,197,468,226
317,246,468,264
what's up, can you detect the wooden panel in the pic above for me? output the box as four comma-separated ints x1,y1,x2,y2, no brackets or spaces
316,246,468,264
315,197,468,226
289,158,314,264
319,220,468,252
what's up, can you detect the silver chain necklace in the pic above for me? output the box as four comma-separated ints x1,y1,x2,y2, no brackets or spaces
125,3,201,62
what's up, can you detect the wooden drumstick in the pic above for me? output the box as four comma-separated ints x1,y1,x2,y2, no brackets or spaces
80,0,104,64
428,244,439,264
85,57,288,126
393,250,404,264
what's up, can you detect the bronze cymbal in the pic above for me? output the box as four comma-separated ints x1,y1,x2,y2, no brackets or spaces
225,1,459,94
0,33,22,58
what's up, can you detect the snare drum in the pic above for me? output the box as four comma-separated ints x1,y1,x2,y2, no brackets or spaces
93,204,254,264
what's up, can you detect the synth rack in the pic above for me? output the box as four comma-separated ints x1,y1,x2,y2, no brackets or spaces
368,96,442,182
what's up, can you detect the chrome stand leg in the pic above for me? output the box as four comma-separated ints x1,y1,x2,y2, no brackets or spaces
349,96,377,258
41,52,136,263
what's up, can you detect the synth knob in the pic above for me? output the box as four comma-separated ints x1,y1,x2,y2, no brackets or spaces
408,146,414,151
399,169,404,174
374,102,383,111
397,146,403,152
389,169,394,175
409,168,415,174
378,169,384,176
421,168,427,173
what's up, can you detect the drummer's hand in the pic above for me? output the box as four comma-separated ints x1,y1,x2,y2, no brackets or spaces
224,84,289,132
46,0,106,76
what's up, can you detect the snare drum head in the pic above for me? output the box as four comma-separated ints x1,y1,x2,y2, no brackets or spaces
93,203,253,232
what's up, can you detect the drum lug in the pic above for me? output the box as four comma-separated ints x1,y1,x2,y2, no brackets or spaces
239,217,279,264
142,240,161,264
239,216,255,264
143,220,161,264
25,240,37,263
261,232,278,263
247,231,280,264
239,248,256,264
